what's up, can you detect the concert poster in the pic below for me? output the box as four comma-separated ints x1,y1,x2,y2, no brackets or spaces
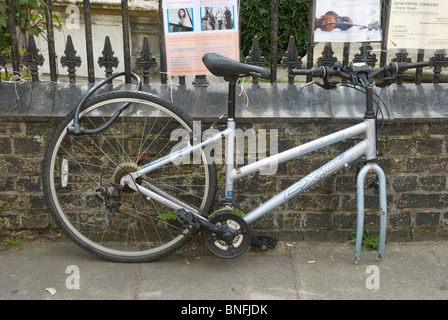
313,0,382,43
387,0,448,50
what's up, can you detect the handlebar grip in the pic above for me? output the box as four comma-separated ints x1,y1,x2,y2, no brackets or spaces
291,66,326,77
292,66,353,81
372,61,430,78
396,61,429,72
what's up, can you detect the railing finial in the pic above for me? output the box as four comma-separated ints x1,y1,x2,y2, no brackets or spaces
245,36,266,84
98,36,119,79
23,34,45,82
281,36,303,84
317,43,337,67
60,35,82,84
136,36,158,84
429,50,448,85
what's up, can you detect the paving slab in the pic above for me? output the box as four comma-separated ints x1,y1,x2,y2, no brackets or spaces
1,237,447,302
292,241,448,300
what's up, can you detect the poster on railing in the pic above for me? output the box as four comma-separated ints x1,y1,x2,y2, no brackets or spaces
313,0,382,43
387,0,448,49
162,0,239,76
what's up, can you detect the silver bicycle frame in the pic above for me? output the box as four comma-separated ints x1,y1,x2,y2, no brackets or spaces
227,118,376,225
123,118,377,217
121,116,386,262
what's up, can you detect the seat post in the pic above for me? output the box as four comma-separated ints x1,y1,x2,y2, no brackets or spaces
226,76,238,120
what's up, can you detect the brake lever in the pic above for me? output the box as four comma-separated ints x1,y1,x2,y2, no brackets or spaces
374,76,396,88
320,77,339,89
301,80,338,90
301,81,317,89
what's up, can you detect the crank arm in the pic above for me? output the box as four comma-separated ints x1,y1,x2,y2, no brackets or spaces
175,209,237,243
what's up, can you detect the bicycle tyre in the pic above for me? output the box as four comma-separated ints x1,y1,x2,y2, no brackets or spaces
43,91,217,262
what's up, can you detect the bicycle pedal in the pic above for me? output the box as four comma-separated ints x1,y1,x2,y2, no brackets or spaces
175,209,200,231
250,236,277,251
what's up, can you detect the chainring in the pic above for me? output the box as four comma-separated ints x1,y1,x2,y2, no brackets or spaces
202,211,251,259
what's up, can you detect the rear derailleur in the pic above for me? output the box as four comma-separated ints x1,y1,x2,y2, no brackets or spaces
96,184,123,214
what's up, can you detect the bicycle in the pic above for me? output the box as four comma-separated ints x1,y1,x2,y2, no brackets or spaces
42,52,429,264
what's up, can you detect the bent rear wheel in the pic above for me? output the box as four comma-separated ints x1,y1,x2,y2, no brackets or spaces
43,91,217,262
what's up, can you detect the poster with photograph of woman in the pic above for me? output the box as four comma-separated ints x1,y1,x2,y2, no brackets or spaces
167,8,194,33
201,6,235,31
162,0,239,76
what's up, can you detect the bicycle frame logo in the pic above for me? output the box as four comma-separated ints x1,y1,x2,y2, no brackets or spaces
170,121,279,175
285,152,346,201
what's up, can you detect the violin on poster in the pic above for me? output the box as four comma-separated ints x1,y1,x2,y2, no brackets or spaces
315,11,379,32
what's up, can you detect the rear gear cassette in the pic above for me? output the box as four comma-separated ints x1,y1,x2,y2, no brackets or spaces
112,162,142,193
203,212,251,259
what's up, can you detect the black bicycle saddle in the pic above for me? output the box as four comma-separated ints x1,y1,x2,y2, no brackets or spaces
202,52,270,80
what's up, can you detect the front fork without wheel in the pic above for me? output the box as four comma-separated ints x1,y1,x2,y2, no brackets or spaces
354,163,388,264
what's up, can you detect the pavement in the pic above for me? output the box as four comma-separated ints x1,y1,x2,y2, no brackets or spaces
1,233,447,303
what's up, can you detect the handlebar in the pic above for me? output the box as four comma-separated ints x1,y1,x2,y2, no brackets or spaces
291,60,430,89
291,66,350,80
372,61,429,77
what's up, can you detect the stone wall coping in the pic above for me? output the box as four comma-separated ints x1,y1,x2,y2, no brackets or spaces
1,81,448,122
53,0,158,12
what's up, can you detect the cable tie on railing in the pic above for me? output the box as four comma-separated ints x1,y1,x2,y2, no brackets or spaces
368,49,392,53
2,74,28,106
237,77,249,108
160,71,180,103
3,74,28,84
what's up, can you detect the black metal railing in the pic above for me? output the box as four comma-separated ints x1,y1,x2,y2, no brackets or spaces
0,0,153,84
0,0,447,86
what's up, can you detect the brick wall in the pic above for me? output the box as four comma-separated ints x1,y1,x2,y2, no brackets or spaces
1,117,447,242
1,81,448,243
0,121,57,232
